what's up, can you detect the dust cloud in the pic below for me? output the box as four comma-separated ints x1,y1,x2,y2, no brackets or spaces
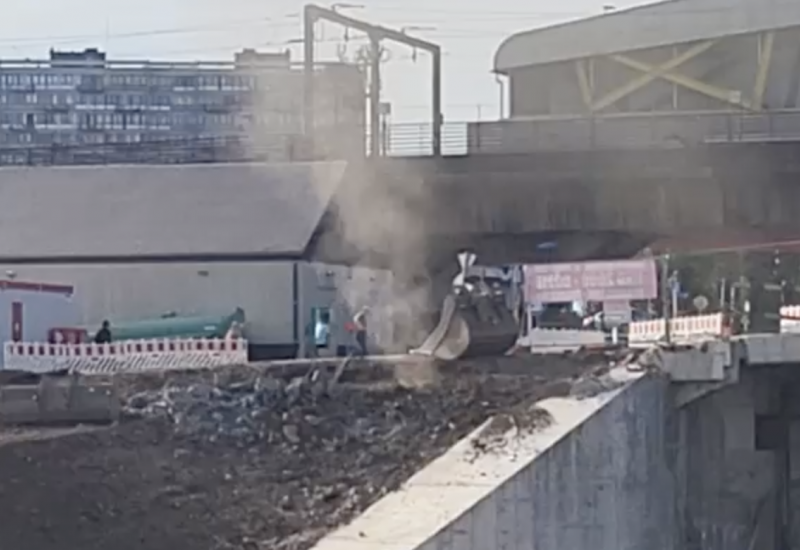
240,60,447,352
327,158,442,353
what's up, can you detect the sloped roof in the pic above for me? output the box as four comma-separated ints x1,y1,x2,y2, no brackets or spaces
495,0,800,72
0,161,346,263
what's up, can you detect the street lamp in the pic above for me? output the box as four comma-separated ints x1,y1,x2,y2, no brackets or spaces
331,3,364,10
401,25,437,33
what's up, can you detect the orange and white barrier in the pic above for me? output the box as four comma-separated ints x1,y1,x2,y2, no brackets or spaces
2,338,248,374
628,314,726,347
781,305,800,332
629,304,800,347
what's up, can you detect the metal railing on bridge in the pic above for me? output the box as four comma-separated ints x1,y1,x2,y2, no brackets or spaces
6,109,800,167
371,122,468,156
467,109,800,154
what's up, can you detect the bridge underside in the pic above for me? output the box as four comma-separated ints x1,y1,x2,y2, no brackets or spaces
309,143,800,270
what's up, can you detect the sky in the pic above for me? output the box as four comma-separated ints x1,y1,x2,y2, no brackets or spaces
1,0,652,123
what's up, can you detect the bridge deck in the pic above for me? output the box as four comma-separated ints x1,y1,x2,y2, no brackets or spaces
312,141,800,266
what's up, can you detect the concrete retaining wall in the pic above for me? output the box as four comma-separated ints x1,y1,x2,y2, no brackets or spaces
312,369,676,550
525,374,675,550
418,373,676,550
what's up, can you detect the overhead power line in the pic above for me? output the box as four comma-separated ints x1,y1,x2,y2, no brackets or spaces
3,2,795,48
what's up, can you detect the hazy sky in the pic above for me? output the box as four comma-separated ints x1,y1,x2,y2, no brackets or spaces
2,0,652,122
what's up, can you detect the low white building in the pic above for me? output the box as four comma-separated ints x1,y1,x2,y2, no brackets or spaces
0,161,398,360
0,262,394,360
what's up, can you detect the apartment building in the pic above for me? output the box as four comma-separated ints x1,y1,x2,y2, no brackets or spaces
0,48,366,165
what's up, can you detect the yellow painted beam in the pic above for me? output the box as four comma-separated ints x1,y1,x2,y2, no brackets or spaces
611,54,753,110
592,40,715,112
753,31,775,109
575,60,593,110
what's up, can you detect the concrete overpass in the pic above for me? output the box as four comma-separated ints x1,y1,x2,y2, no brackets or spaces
310,142,800,270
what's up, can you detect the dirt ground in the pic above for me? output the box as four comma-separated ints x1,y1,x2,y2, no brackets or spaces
0,354,610,550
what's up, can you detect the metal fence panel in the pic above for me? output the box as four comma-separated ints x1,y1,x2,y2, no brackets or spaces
468,110,800,154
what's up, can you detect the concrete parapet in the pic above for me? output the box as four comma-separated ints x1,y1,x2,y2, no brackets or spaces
657,340,735,382
736,333,800,365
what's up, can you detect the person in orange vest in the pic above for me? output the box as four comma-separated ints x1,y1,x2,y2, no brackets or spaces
225,321,244,340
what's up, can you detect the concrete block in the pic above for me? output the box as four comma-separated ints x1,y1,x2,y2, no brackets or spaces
739,333,800,365
661,341,731,381
0,378,120,426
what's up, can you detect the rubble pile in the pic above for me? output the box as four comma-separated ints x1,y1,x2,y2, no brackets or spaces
0,358,611,550
123,373,340,446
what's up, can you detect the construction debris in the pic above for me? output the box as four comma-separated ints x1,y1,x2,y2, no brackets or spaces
470,403,554,456
569,372,629,399
123,371,355,446
0,355,623,550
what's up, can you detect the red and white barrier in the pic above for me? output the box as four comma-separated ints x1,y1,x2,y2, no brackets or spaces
781,305,800,332
2,338,248,374
628,314,726,347
628,304,800,347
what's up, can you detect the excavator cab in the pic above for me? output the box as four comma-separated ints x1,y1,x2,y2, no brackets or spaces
411,252,520,361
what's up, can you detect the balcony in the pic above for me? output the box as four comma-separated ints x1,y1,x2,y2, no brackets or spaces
44,104,71,113
203,103,233,113
5,84,35,93
114,105,143,113
76,82,104,94
77,125,104,133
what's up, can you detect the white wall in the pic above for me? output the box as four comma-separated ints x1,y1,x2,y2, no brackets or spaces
0,263,295,345
0,287,78,346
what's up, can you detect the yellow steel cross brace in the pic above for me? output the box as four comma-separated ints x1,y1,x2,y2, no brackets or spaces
753,31,775,109
605,40,758,111
575,60,593,109
592,41,718,111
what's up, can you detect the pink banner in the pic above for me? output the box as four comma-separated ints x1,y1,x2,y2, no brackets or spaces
523,259,657,303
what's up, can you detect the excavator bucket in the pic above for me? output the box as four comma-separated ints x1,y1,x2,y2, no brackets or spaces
411,252,520,361
0,370,120,427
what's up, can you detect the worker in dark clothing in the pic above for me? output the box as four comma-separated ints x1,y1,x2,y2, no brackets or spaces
353,307,368,357
94,320,112,344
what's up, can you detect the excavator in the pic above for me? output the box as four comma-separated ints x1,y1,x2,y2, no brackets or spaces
411,252,521,361
0,252,516,427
